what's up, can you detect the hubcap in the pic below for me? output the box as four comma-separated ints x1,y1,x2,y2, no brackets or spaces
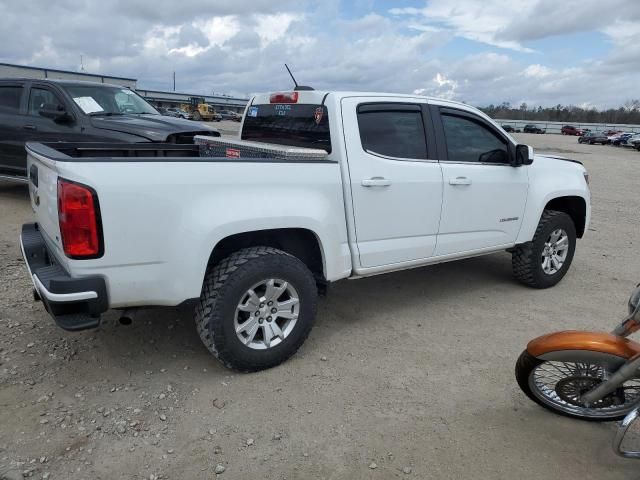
234,279,300,350
541,228,569,275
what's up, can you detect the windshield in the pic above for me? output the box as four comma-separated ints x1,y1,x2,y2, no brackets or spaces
63,85,159,116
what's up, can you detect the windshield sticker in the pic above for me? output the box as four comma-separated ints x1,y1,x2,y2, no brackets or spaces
73,96,104,114
314,107,324,125
248,106,258,117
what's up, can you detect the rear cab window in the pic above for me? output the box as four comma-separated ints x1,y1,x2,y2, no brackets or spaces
241,99,331,152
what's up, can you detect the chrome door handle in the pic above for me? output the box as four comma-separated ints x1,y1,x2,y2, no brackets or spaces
449,176,472,185
362,177,391,187
23,125,37,131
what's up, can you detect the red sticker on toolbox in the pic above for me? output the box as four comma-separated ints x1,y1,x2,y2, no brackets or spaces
226,148,241,158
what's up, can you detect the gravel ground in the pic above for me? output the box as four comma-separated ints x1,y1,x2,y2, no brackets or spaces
1,133,639,479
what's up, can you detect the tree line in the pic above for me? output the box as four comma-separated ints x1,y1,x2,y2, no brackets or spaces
479,100,640,125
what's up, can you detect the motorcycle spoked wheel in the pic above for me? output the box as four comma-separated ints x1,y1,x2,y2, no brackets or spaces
516,350,640,421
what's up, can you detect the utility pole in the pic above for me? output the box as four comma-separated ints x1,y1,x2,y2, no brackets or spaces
173,71,176,92
80,55,85,72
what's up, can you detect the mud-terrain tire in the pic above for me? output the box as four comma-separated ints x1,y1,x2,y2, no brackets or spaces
194,247,318,372
512,210,576,288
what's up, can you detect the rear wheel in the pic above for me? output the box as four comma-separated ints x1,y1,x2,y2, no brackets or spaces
516,350,640,421
194,247,318,372
193,111,201,121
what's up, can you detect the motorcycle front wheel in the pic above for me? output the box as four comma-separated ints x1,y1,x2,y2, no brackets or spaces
516,350,640,421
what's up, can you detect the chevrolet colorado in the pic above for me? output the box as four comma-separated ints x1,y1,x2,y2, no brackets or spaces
20,90,591,371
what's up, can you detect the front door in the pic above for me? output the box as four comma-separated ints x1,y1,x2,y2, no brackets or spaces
341,98,443,269
23,84,84,147
433,107,529,256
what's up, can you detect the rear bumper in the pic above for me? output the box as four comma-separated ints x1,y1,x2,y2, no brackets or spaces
20,223,108,331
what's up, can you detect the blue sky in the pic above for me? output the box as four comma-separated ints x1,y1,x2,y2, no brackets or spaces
0,0,638,108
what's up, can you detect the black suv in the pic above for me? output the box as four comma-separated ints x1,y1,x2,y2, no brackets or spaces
523,124,545,134
0,78,219,179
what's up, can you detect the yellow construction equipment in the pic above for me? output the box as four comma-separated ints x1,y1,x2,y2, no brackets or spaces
181,97,217,121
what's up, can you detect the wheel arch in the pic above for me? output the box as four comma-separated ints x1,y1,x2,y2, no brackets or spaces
544,196,587,238
206,228,327,283
516,190,590,245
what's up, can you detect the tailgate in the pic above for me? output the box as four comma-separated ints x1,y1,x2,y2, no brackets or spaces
26,146,65,262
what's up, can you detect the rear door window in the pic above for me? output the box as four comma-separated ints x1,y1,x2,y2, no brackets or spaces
0,86,23,114
241,104,331,152
356,104,427,159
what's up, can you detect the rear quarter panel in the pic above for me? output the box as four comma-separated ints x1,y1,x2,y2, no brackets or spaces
46,159,351,308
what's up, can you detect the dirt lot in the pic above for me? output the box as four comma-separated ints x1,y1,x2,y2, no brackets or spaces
1,134,639,479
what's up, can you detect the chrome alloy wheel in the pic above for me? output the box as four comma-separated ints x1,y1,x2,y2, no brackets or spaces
541,228,569,275
528,361,640,418
234,279,300,350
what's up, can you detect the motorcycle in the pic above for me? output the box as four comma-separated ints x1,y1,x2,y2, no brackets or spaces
515,284,640,423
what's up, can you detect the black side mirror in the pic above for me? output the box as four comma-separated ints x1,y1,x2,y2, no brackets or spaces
514,144,534,166
38,104,72,123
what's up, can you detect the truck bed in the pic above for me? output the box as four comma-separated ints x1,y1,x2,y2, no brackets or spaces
24,140,350,310
26,139,330,163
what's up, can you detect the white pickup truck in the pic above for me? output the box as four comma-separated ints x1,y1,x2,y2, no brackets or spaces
20,89,591,371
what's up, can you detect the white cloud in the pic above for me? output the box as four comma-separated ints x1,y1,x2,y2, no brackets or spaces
390,1,536,52
391,0,640,52
254,13,301,47
193,16,240,49
523,64,552,78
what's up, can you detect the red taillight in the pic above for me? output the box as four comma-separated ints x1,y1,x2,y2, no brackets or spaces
57,178,102,258
270,92,299,103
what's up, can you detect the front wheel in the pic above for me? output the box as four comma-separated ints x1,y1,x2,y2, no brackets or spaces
512,210,576,288
516,350,640,421
194,247,318,372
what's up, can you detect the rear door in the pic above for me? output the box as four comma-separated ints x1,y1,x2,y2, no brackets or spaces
0,82,27,177
341,97,443,268
432,106,528,256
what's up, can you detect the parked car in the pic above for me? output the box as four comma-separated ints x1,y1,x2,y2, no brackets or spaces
578,131,609,145
0,78,219,179
523,124,545,134
502,124,515,132
165,107,194,120
561,125,584,136
20,89,590,371
629,134,640,151
218,110,242,121
609,132,634,146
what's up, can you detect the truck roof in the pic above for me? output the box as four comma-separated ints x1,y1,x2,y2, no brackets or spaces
251,90,473,110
